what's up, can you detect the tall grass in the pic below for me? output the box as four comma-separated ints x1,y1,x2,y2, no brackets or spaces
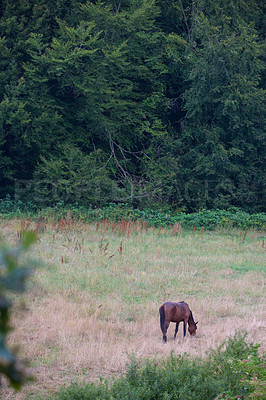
0,217,265,399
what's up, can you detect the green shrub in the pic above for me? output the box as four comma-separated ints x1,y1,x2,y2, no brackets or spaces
0,197,265,230
0,195,37,217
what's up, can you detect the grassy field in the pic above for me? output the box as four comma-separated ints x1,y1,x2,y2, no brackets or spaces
1,218,265,399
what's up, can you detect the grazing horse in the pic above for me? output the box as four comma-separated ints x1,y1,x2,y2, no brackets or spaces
159,301,198,343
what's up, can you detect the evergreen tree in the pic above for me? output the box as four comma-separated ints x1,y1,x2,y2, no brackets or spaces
179,0,265,210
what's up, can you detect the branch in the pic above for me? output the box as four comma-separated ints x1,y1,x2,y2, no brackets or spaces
112,1,122,15
179,0,191,42
107,130,131,183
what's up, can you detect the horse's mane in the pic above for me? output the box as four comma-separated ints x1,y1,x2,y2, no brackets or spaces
189,310,196,325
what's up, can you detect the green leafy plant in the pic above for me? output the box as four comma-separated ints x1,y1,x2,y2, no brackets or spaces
0,198,265,230
0,231,37,389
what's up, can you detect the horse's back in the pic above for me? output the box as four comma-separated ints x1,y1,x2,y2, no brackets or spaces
176,301,191,319
162,301,190,322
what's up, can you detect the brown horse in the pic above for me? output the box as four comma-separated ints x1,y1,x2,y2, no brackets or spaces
159,301,198,343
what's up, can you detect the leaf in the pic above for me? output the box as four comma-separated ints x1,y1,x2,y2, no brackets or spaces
21,231,37,250
0,344,16,362
0,267,32,292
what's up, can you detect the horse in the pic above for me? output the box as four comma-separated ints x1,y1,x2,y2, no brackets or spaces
159,301,198,343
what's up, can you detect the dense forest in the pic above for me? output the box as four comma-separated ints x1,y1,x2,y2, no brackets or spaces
0,0,265,212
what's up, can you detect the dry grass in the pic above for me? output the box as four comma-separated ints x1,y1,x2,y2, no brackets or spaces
0,218,265,399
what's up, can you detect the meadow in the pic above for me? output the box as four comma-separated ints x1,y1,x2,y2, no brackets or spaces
1,217,265,399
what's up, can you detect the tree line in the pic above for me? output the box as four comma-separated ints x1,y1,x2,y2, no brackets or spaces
0,0,265,212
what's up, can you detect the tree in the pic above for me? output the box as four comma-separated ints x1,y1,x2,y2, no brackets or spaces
33,144,122,206
179,0,265,210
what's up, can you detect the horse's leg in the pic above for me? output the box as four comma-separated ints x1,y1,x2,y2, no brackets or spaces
174,322,179,339
183,319,188,337
160,306,170,343
163,321,170,343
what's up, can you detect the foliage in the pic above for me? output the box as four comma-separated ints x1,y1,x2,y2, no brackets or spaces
33,144,122,206
38,334,265,400
0,195,38,216
0,198,265,230
181,0,265,212
0,0,264,212
0,231,37,389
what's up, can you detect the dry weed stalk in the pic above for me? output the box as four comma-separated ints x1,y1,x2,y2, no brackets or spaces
140,220,148,232
53,213,81,234
99,238,109,256
62,235,84,253
118,241,123,256
172,222,183,235
17,218,44,242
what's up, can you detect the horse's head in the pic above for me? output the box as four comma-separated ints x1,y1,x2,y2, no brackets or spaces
188,321,198,336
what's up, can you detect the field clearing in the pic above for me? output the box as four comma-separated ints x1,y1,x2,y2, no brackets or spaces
1,218,265,399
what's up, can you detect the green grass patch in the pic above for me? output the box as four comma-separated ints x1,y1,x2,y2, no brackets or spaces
229,264,266,274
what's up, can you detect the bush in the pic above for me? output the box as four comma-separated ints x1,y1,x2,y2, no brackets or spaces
0,197,265,230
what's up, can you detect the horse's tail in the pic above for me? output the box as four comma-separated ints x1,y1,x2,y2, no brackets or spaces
160,305,165,333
